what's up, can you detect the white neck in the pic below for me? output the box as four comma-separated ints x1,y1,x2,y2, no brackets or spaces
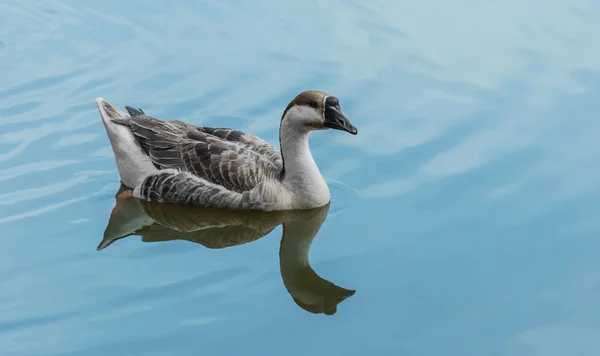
279,118,330,208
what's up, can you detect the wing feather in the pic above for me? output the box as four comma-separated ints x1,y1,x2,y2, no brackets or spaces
120,111,282,194
134,170,277,210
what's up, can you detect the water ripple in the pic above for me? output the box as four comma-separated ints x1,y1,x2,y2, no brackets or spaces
2,1,600,355
0,101,42,117
52,134,101,149
0,69,89,100
0,196,88,224
0,160,80,183
0,171,108,206
0,311,78,333
0,141,32,163
0,180,116,225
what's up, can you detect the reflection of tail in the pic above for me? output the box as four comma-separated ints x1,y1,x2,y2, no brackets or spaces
95,98,157,188
97,187,154,251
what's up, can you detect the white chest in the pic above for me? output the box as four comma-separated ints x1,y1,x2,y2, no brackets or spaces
283,169,330,209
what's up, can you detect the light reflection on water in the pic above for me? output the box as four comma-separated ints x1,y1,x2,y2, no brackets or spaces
2,0,600,355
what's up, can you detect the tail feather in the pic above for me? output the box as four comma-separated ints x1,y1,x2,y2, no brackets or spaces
110,117,130,125
125,106,145,116
95,97,158,188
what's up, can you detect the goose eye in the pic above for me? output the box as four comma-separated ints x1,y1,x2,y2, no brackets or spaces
309,100,318,108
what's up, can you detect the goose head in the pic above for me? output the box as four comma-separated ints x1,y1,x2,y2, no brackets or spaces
281,90,358,135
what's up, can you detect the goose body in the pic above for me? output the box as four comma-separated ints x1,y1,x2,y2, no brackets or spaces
95,90,357,211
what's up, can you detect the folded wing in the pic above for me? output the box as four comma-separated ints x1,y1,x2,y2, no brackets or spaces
121,107,283,193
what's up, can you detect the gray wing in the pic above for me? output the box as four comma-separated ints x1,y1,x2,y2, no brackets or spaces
121,107,283,193
134,169,278,210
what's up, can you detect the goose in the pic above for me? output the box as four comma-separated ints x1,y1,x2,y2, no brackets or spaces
99,184,356,315
95,90,358,211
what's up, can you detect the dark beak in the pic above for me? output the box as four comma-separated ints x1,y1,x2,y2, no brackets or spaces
324,106,358,135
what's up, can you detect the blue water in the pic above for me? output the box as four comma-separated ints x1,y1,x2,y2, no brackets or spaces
2,0,600,355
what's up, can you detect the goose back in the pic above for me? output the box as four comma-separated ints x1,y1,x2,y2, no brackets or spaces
118,108,283,194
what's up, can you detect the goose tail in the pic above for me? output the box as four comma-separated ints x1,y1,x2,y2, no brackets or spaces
95,97,157,188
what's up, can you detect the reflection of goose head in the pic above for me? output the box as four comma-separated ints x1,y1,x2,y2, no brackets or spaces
100,185,355,314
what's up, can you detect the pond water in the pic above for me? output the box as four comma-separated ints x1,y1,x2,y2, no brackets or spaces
2,1,600,355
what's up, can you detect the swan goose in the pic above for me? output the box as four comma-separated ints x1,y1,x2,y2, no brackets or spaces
95,90,357,211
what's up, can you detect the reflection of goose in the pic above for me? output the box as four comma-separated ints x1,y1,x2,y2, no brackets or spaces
95,90,357,211
99,185,355,315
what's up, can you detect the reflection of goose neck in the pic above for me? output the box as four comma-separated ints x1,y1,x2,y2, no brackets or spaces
278,205,356,315
279,204,328,267
279,223,318,267
278,208,328,310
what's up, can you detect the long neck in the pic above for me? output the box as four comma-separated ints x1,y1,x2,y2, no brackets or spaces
278,120,329,206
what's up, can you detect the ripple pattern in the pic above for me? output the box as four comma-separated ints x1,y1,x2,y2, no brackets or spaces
2,0,600,355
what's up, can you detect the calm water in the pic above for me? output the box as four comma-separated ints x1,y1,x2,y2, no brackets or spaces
2,1,600,355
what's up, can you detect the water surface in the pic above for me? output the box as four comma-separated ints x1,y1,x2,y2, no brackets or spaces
2,0,600,355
